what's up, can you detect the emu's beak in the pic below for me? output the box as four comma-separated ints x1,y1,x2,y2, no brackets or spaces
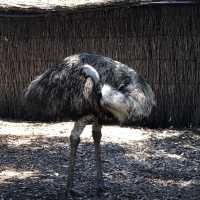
80,75,86,81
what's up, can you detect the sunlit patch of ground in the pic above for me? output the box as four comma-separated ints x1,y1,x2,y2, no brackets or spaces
0,120,199,200
0,120,149,140
0,168,39,184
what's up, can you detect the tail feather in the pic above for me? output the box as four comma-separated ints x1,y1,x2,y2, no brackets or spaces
100,83,156,124
100,85,130,123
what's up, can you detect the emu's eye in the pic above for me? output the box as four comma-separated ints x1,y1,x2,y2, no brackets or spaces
79,68,86,81
80,75,86,81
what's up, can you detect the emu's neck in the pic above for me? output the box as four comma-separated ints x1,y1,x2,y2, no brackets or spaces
81,64,100,85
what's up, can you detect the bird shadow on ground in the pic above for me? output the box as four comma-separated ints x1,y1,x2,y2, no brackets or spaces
0,128,200,200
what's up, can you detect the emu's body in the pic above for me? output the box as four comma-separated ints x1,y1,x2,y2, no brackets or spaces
24,53,156,195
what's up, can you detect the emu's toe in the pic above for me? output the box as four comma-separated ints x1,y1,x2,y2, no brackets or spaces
66,188,85,197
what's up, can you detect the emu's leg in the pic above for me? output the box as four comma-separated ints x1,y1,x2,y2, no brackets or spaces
92,121,104,194
67,115,94,194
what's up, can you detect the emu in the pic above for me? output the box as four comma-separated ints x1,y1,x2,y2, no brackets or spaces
24,53,156,195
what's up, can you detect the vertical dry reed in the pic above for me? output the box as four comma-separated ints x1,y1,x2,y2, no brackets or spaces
0,5,199,127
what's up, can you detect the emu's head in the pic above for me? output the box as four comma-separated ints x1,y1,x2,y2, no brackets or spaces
79,64,102,102
79,64,100,85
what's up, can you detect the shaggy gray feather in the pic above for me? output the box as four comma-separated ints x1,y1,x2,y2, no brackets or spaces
24,53,156,124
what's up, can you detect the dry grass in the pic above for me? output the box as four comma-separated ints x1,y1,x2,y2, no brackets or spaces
0,6,200,127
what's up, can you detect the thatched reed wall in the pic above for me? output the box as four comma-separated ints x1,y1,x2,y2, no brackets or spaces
0,4,199,127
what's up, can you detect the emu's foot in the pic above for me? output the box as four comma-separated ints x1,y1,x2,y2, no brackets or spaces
96,180,107,196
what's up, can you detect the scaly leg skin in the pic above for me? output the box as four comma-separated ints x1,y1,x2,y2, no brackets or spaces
92,121,105,195
66,115,94,197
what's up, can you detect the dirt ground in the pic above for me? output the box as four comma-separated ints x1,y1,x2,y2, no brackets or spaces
0,120,199,200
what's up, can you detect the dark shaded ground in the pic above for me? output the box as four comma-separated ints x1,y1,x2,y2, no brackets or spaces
0,121,199,200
